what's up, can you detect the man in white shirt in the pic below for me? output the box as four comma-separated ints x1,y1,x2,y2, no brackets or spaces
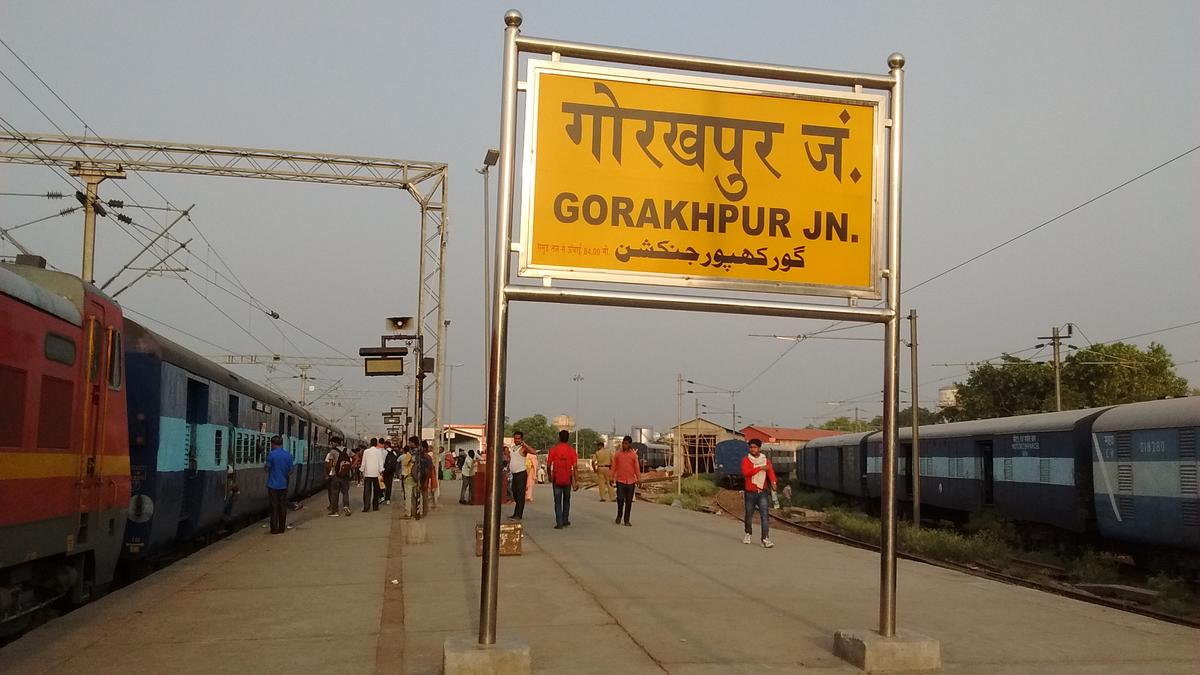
361,438,385,512
459,449,477,504
508,432,530,520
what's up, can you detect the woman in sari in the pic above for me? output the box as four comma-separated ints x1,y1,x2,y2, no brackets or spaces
524,450,537,502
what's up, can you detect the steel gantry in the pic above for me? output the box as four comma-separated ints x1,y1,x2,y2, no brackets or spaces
0,131,449,449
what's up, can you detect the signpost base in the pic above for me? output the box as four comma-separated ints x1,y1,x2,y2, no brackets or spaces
443,636,530,675
404,519,427,545
833,628,940,672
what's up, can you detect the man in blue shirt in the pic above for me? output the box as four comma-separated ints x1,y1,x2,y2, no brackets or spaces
265,435,294,533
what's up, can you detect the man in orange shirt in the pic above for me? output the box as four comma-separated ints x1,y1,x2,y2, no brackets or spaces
610,435,641,526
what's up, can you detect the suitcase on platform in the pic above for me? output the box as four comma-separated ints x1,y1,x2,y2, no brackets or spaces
475,522,522,556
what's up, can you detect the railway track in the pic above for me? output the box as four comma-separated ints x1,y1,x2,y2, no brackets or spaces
705,490,1200,630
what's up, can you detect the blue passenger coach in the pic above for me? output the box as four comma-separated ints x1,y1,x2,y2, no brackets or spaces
1091,398,1200,553
122,320,336,560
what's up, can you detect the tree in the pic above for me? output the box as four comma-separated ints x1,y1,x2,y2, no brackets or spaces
943,343,1190,422
570,428,603,457
869,406,940,429
820,416,876,432
1061,342,1188,407
509,414,556,451
944,355,1055,421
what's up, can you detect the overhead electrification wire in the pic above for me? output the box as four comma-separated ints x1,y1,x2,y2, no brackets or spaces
903,144,1200,295
2,45,351,393
121,306,238,353
737,143,1200,393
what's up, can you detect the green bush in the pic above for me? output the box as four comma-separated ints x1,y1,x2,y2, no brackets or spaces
656,491,700,510
1067,550,1120,584
900,526,1008,564
825,508,881,544
964,510,1019,545
789,487,837,511
681,474,719,497
1146,573,1197,616
823,508,1010,565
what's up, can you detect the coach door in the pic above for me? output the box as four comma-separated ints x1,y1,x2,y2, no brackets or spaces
979,440,995,507
295,419,308,497
76,302,107,544
181,378,209,520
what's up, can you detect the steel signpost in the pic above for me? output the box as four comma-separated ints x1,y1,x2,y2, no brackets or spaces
473,10,920,669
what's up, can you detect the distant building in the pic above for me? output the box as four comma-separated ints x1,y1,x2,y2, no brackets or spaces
666,417,741,474
738,425,842,451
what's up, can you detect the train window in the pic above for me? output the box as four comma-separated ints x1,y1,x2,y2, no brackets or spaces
0,366,27,446
37,375,74,449
106,329,123,390
215,429,224,466
44,332,76,366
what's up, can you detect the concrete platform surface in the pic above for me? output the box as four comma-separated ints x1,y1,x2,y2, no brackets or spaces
2,483,1197,674
0,493,395,675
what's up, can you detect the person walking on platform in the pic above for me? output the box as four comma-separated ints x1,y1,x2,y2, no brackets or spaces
414,440,435,518
352,444,365,485
612,436,641,526
508,432,530,520
460,449,476,504
592,441,615,502
264,435,293,534
546,429,579,529
741,438,777,548
428,443,440,508
382,441,399,505
361,438,385,512
524,447,537,503
329,438,353,516
325,437,346,516
397,439,413,511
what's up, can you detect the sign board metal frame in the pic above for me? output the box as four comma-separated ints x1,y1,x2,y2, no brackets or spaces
482,9,905,650
518,59,886,300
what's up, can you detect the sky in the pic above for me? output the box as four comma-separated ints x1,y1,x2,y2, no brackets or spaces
3,1,1197,440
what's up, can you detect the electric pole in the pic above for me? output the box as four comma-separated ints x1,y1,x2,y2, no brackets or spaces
68,164,126,283
1037,324,1073,412
675,373,683,492
908,309,920,528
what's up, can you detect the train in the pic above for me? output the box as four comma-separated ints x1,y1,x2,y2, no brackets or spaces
715,439,796,487
796,398,1200,567
0,257,346,637
631,441,671,472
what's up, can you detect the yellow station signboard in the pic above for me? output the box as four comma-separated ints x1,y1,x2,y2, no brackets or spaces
519,60,885,299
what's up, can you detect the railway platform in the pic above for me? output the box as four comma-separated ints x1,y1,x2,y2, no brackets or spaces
1,484,1196,674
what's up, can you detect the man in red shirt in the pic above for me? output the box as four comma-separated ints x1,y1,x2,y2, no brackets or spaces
611,435,641,526
546,429,579,529
741,438,777,548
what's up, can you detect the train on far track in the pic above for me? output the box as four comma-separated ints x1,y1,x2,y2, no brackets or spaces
795,398,1200,571
1,257,346,638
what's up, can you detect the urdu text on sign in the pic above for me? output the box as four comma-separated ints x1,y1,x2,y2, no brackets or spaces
519,60,884,298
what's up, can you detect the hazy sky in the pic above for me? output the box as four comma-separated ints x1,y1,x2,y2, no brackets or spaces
3,1,1197,439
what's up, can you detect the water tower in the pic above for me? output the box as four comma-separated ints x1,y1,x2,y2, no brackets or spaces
631,426,654,444
938,386,959,409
